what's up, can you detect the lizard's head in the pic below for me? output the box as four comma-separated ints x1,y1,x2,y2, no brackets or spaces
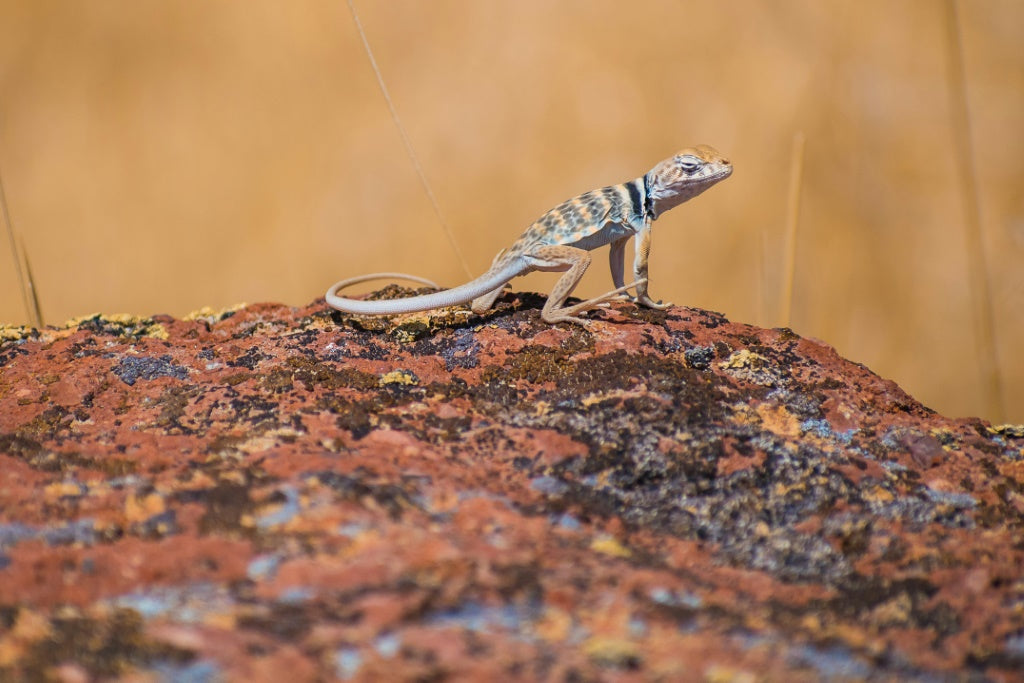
645,145,732,218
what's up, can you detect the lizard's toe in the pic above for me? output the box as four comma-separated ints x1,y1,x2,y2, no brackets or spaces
543,315,591,326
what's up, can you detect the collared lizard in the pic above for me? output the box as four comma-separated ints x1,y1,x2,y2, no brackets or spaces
326,145,732,324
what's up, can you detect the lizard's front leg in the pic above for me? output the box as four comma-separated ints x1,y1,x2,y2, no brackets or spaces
600,236,638,306
632,219,672,310
609,236,628,290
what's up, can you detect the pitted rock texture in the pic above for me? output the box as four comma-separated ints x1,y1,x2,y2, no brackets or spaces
1,290,1023,681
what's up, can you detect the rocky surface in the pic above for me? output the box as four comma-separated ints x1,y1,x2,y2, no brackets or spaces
1,288,1023,681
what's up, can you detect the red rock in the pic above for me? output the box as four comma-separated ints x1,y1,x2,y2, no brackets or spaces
1,294,1022,680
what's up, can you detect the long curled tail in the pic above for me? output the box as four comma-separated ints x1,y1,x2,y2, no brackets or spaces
325,260,525,316
326,272,440,297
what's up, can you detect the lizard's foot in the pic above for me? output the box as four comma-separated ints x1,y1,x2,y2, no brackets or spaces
541,279,648,325
636,294,673,310
609,279,648,302
543,314,592,326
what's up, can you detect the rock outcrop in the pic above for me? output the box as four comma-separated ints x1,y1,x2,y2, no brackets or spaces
1,290,1022,680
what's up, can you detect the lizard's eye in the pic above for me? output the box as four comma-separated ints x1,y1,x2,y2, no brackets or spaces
678,155,703,174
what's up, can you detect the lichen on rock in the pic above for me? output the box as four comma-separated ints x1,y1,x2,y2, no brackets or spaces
1,291,1022,680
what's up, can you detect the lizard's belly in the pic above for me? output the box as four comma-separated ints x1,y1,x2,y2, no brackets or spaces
564,221,632,252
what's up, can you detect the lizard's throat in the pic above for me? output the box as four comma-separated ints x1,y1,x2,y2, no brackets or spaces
642,174,657,220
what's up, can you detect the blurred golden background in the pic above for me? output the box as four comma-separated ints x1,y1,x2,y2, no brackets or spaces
0,1,1021,422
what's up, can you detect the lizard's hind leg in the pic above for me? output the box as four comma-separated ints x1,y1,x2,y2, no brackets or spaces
470,285,508,315
529,245,645,325
470,249,511,315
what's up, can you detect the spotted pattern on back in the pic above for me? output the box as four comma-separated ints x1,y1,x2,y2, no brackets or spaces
514,184,639,249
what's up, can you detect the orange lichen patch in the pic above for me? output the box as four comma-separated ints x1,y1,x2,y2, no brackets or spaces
124,491,166,523
755,402,802,438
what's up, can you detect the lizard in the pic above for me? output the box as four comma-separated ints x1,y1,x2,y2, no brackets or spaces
325,145,732,325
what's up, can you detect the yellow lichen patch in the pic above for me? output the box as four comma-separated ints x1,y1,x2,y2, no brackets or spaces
103,313,144,325
62,313,169,339
125,491,167,523
0,639,20,669
582,636,640,667
146,323,169,339
383,308,475,340
728,404,759,426
203,612,237,630
870,594,913,625
801,612,822,631
0,609,53,667
11,609,52,642
989,424,1024,439
379,370,418,387
718,349,780,386
391,327,423,343
590,535,632,558
44,481,86,500
928,426,957,451
0,325,32,343
533,607,573,643
862,485,895,504
62,313,102,327
184,303,248,324
718,348,767,370
704,664,757,683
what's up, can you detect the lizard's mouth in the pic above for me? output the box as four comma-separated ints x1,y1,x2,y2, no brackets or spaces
708,165,733,181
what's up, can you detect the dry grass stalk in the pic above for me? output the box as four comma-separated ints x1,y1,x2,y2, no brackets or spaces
944,0,1005,421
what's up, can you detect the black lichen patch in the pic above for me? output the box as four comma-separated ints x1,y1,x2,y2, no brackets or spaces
482,345,579,384
479,329,595,386
683,345,715,370
13,405,75,441
112,355,188,386
181,478,263,538
810,575,962,636
310,469,424,518
0,433,45,459
410,327,481,371
0,339,32,367
282,356,382,393
324,397,377,439
76,315,167,339
0,434,136,476
457,346,988,587
228,346,271,370
3,608,195,680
